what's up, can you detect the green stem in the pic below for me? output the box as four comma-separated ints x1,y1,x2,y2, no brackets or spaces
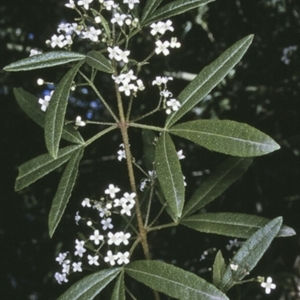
129,122,164,132
147,222,178,232
84,125,117,147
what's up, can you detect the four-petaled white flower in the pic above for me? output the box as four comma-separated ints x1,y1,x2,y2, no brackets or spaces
75,116,86,127
74,239,86,257
123,0,139,10
90,229,104,245
72,262,82,272
38,92,53,112
101,217,114,230
77,0,93,10
56,252,68,265
170,37,181,48
152,76,173,86
65,0,75,8
117,149,126,161
82,198,92,207
150,20,174,36
116,251,130,265
50,34,65,48
111,13,127,26
75,211,81,225
105,184,120,198
118,231,131,245
177,150,185,160
62,260,70,274
104,250,117,266
166,99,181,114
88,254,100,266
118,79,135,96
261,277,276,294
55,272,68,284
107,231,121,245
155,40,170,56
120,203,134,216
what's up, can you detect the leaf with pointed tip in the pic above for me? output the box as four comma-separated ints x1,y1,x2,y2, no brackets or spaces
182,157,252,218
45,62,83,158
181,213,295,238
3,51,85,72
86,51,114,73
169,120,280,157
156,132,185,219
213,251,226,288
111,272,125,300
166,35,253,128
126,260,229,300
142,0,214,26
13,88,84,144
57,268,121,300
49,147,84,237
141,0,163,23
219,217,282,292
15,145,82,191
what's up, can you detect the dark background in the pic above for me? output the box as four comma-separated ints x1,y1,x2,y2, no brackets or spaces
1,0,300,299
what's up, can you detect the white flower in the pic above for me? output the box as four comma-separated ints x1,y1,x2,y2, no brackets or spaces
88,254,100,266
77,0,93,10
123,0,139,10
105,184,120,199
75,116,86,127
120,203,134,216
152,76,173,86
118,79,135,96
94,16,101,23
65,0,76,9
38,92,53,112
155,40,170,56
116,251,130,265
75,211,81,225
111,13,127,26
150,20,174,36
136,79,145,91
56,252,68,265
62,260,71,274
104,250,117,266
82,26,102,42
170,37,181,48
89,230,104,245
108,46,121,61
74,239,86,257
101,217,114,230
118,49,130,63
54,272,68,284
103,0,118,10
121,192,136,205
166,99,181,114
118,231,131,245
82,198,92,207
50,34,65,48
230,264,238,271
37,78,44,85
261,277,276,294
177,150,185,160
117,149,126,161
72,262,82,272
160,90,172,98
107,231,121,245
29,49,42,56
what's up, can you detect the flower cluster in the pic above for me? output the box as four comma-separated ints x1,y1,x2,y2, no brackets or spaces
54,184,135,284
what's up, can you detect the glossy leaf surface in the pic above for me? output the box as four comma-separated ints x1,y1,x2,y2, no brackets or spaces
49,147,84,237
219,217,282,292
169,120,280,157
45,62,83,158
13,88,84,144
15,145,82,191
213,251,226,288
181,213,295,238
142,129,156,170
111,272,125,300
166,35,253,127
182,157,252,217
126,260,229,300
86,51,114,73
4,51,85,72
58,268,121,300
156,132,185,219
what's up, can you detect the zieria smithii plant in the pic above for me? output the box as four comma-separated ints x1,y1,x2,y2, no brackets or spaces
4,0,296,299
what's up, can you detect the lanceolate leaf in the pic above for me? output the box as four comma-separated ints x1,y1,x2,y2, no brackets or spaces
181,213,295,238
57,268,121,300
86,51,114,73
49,147,84,237
182,157,252,217
156,132,185,219
15,145,82,191
111,272,125,300
213,251,226,288
45,62,83,158
142,129,157,170
141,0,163,23
13,88,84,144
219,217,282,292
169,120,280,157
4,51,85,72
166,35,253,128
125,260,229,300
142,0,214,26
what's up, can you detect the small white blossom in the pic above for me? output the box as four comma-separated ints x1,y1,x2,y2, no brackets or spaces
37,78,44,85
88,254,100,266
29,49,42,56
82,26,102,42
118,231,131,245
166,99,181,114
77,0,93,10
56,252,68,265
62,260,71,274
121,192,136,205
105,184,120,199
108,46,121,61
120,203,134,216
111,13,127,26
74,239,86,257
170,37,181,48
116,251,130,265
54,272,68,284
103,0,118,10
117,149,126,161
107,231,121,245
75,211,81,225
38,92,53,112
230,264,238,271
89,230,104,245
104,250,117,266
65,0,76,9
261,277,276,294
155,40,170,56
72,262,82,272
118,49,130,63
150,20,174,36
119,79,135,96
50,34,65,48
160,90,172,98
75,116,86,127
152,76,173,86
177,150,185,160
82,198,92,207
136,79,145,91
123,0,139,10
94,16,101,23
101,217,114,230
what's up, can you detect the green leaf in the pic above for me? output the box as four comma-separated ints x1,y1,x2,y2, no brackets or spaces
58,268,121,300
156,132,185,219
3,51,85,72
213,251,226,288
166,35,253,128
13,88,84,144
141,0,163,23
142,129,157,170
180,213,295,238
219,217,282,292
182,157,252,217
111,272,125,300
169,120,280,157
86,51,114,73
142,0,214,26
45,62,83,158
126,260,229,300
48,147,84,237
15,145,82,191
